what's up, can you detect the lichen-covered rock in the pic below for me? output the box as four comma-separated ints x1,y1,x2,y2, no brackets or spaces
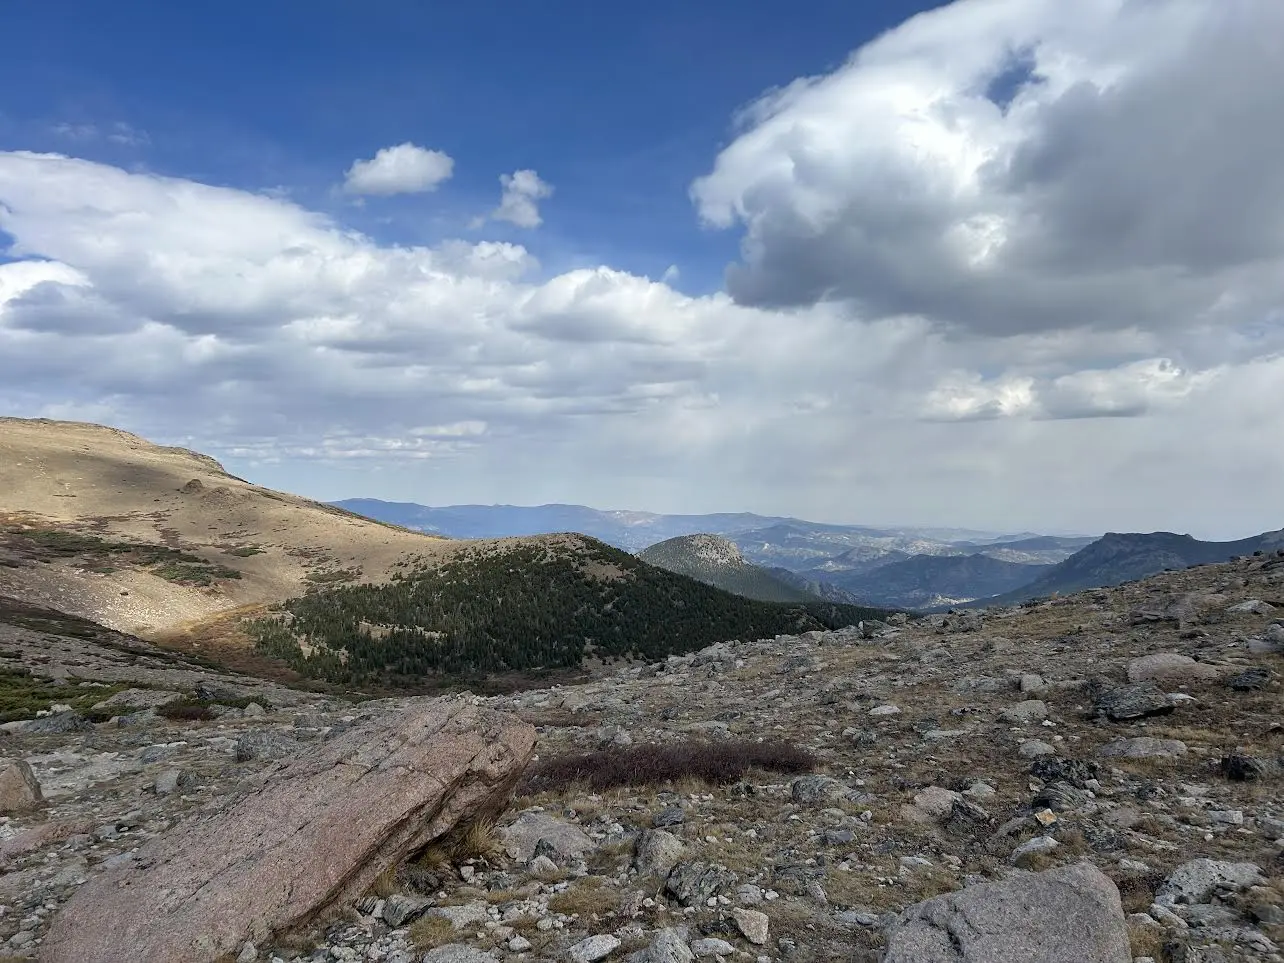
38,697,534,963
883,862,1130,962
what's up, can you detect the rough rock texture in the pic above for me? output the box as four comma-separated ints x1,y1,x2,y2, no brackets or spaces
0,759,44,814
1127,653,1221,684
37,697,534,963
882,862,1131,962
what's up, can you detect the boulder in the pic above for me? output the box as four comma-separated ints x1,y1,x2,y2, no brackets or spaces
644,928,694,963
1156,859,1264,906
38,697,534,963
1126,654,1220,684
635,829,685,876
0,760,44,815
1094,682,1173,721
883,862,1131,962
500,811,595,863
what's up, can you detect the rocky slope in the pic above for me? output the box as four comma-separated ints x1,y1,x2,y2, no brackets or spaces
637,535,816,604
2,550,1282,961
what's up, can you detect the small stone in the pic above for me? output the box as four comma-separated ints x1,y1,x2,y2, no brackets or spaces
1018,740,1056,759
653,806,685,828
507,935,533,952
1033,808,1057,827
529,854,560,876
790,774,849,805
732,907,770,945
1010,836,1058,867
242,702,266,717
236,943,258,963
1019,674,1046,693
1000,701,1048,724
869,704,900,716
909,786,962,822
691,938,736,957
567,934,621,963
645,929,694,963
153,769,182,796
382,893,431,927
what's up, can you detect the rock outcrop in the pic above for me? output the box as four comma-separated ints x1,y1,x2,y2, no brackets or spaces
38,697,534,963
882,862,1131,962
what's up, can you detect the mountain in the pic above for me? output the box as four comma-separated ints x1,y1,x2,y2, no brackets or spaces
760,567,866,604
251,536,892,686
635,534,817,603
821,553,1055,610
0,418,892,691
0,417,453,640
974,528,1284,606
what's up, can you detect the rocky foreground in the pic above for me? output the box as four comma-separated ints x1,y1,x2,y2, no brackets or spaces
1,552,1283,961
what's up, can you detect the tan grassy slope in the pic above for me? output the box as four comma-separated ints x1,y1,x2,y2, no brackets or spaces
0,417,460,637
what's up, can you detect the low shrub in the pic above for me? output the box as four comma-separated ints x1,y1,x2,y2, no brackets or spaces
519,738,815,793
156,699,218,721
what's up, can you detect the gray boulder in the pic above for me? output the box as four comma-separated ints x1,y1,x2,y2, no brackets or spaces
635,829,685,876
883,862,1130,962
1126,653,1220,684
1156,859,1264,906
500,811,595,863
1094,682,1173,721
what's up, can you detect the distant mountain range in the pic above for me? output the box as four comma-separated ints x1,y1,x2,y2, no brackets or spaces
971,529,1284,607
332,499,1094,608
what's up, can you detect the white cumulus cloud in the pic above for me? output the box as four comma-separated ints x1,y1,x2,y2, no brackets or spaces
489,169,553,228
343,142,454,196
692,0,1284,342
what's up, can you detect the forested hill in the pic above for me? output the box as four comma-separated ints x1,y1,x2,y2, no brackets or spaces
249,536,893,687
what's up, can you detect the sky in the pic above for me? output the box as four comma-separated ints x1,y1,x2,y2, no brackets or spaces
1,0,1281,539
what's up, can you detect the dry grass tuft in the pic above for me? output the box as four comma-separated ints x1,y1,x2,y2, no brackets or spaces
408,915,455,949
547,877,619,919
519,738,815,793
370,864,398,898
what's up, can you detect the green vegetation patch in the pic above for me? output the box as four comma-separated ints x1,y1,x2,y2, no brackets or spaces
0,669,129,723
1,523,243,586
248,539,894,685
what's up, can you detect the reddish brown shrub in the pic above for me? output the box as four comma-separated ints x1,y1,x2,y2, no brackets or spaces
520,738,814,793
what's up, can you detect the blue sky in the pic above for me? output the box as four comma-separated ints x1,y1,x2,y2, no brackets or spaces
2,0,1283,538
1,0,946,289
